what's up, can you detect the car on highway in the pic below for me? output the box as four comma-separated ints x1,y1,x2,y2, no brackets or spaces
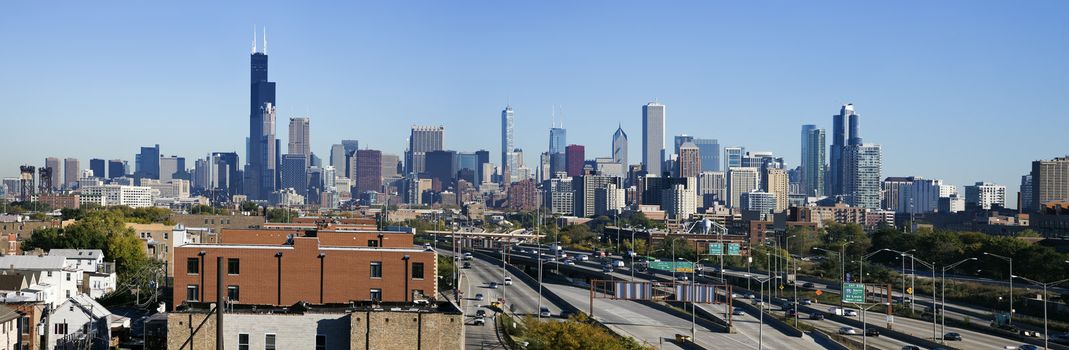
602,265,613,273
577,254,589,261
809,312,825,320
1020,330,1042,338
732,308,745,315
475,293,484,301
865,328,880,337
843,309,858,316
801,298,814,305
474,315,485,325
744,293,755,299
1018,345,1039,350
560,310,575,319
802,282,815,288
463,262,471,269
488,282,498,289
943,332,962,341
564,259,576,265
612,260,625,268
785,309,797,318
463,252,472,260
539,306,552,317
676,275,689,281
476,309,486,317
900,346,921,350
838,327,858,335
503,277,513,285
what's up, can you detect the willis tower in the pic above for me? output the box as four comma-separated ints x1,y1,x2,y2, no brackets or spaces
244,27,279,200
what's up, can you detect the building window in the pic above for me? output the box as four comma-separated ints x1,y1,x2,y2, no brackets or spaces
238,334,249,350
367,239,379,247
412,262,424,279
264,334,276,350
370,261,382,278
47,271,52,277
370,288,382,302
187,258,200,274
227,285,240,301
186,285,199,301
54,323,68,335
228,258,240,275
20,317,28,334
66,273,71,281
315,335,326,350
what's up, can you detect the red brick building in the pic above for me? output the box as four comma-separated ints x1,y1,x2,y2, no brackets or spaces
172,228,436,309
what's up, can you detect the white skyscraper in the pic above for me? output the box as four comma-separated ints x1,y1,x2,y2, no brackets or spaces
501,106,516,184
727,167,759,208
642,102,665,176
288,117,311,157
612,125,628,167
965,182,1007,210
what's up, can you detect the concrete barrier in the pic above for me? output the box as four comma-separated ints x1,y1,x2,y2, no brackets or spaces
634,300,730,333
731,298,805,337
794,303,951,350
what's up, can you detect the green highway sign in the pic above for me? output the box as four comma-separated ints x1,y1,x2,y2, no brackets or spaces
708,243,724,255
649,261,695,273
727,243,741,256
842,283,866,303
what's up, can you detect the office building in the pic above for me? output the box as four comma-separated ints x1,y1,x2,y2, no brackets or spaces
501,106,515,184
159,156,185,182
677,142,701,178
844,144,882,209
673,135,695,157
593,157,626,179
424,150,456,191
548,127,567,176
891,178,951,214
727,167,759,209
279,154,309,200
662,177,697,220
287,117,311,158
882,177,915,211
575,174,622,217
1030,156,1069,211
723,147,744,172
1020,174,1034,212
80,184,156,208
763,168,789,212
830,104,861,196
965,182,1007,210
565,144,585,177
210,152,241,195
355,149,383,195
107,159,125,179
329,144,346,173
245,102,279,201
741,191,777,214
63,158,80,189
544,175,575,215
693,138,720,172
800,125,826,196
88,158,105,179
381,154,400,179
406,126,444,175
642,102,666,176
612,125,628,167
44,157,61,190
593,183,626,216
698,171,727,207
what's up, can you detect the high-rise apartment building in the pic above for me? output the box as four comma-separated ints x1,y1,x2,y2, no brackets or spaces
1020,174,1034,212
565,145,585,177
800,125,826,196
544,175,575,215
288,117,311,157
612,125,628,167
575,174,622,217
727,167,759,208
844,144,882,209
1030,156,1069,211
698,171,727,207
741,191,777,214
501,106,515,185
763,168,789,212
63,158,80,188
829,104,860,196
881,176,916,211
406,125,445,175
642,103,666,176
677,142,701,178
673,135,695,157
965,182,1006,210
693,138,720,172
662,177,697,220
723,147,744,172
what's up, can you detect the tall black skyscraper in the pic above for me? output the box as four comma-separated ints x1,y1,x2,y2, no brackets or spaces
244,28,279,200
89,159,105,179
829,104,860,197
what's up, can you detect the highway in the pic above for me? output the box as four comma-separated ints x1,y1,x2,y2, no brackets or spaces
458,260,507,350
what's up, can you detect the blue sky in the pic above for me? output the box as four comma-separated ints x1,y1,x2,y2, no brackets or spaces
2,1,1067,203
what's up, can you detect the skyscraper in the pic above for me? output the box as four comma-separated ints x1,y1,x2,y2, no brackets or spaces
800,125,826,196
549,127,567,176
723,147,744,172
844,144,882,209
965,182,1006,210
677,142,701,178
673,135,694,157
279,154,308,200
1029,156,1069,211
693,138,720,172
44,157,61,190
330,144,346,171
727,167,759,209
1020,174,1034,212
612,125,628,167
424,150,456,191
642,102,666,176
406,125,444,175
212,152,241,195
763,168,789,212
829,104,859,196
355,149,383,195
565,144,585,177
501,106,515,185
108,159,125,179
288,117,311,157
244,30,278,200
63,158,79,188
89,159,105,179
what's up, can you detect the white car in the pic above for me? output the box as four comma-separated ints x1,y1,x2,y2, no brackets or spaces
838,327,857,335
475,293,484,301
504,277,513,285
844,309,858,317
613,260,625,268
539,306,552,317
577,254,589,261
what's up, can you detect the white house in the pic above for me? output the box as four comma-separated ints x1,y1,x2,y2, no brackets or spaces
0,255,78,306
46,294,127,350
0,305,19,350
48,249,117,298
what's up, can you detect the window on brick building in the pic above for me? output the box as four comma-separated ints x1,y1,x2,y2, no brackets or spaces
412,262,424,279
367,239,379,247
186,285,199,301
370,288,382,302
227,285,239,301
187,258,199,274
370,261,382,278
228,258,240,275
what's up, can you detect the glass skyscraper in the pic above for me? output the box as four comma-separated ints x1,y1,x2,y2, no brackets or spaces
642,102,666,176
800,125,825,196
693,138,719,172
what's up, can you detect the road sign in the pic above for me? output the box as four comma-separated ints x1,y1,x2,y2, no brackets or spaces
906,287,913,295
842,283,865,303
649,261,695,273
778,284,784,290
815,290,823,296
708,243,724,255
727,243,742,256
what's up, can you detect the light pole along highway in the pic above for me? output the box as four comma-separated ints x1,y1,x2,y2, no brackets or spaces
940,257,977,339
1010,274,1069,350
906,254,939,342
982,252,1014,324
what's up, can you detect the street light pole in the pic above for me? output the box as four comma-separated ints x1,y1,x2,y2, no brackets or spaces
909,255,938,342
750,275,773,350
785,234,797,327
1011,275,1069,350
940,258,977,338
983,252,1014,323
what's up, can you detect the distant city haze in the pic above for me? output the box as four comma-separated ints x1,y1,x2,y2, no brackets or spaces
1,1,1067,206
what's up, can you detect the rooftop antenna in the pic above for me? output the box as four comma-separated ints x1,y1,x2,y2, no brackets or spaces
551,105,555,128
252,25,257,54
263,26,268,54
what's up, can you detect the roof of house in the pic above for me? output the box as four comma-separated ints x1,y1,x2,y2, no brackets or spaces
0,305,20,323
48,249,104,260
0,255,66,270
0,274,28,291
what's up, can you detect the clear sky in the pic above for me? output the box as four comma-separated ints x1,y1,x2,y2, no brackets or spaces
2,1,1067,204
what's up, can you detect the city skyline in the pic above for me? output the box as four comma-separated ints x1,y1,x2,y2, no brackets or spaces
2,1,1068,202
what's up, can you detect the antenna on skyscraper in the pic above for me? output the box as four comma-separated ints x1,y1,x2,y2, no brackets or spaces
551,105,555,128
252,25,258,54
263,26,268,54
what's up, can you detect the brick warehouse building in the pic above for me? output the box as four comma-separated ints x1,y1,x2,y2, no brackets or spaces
172,227,437,309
